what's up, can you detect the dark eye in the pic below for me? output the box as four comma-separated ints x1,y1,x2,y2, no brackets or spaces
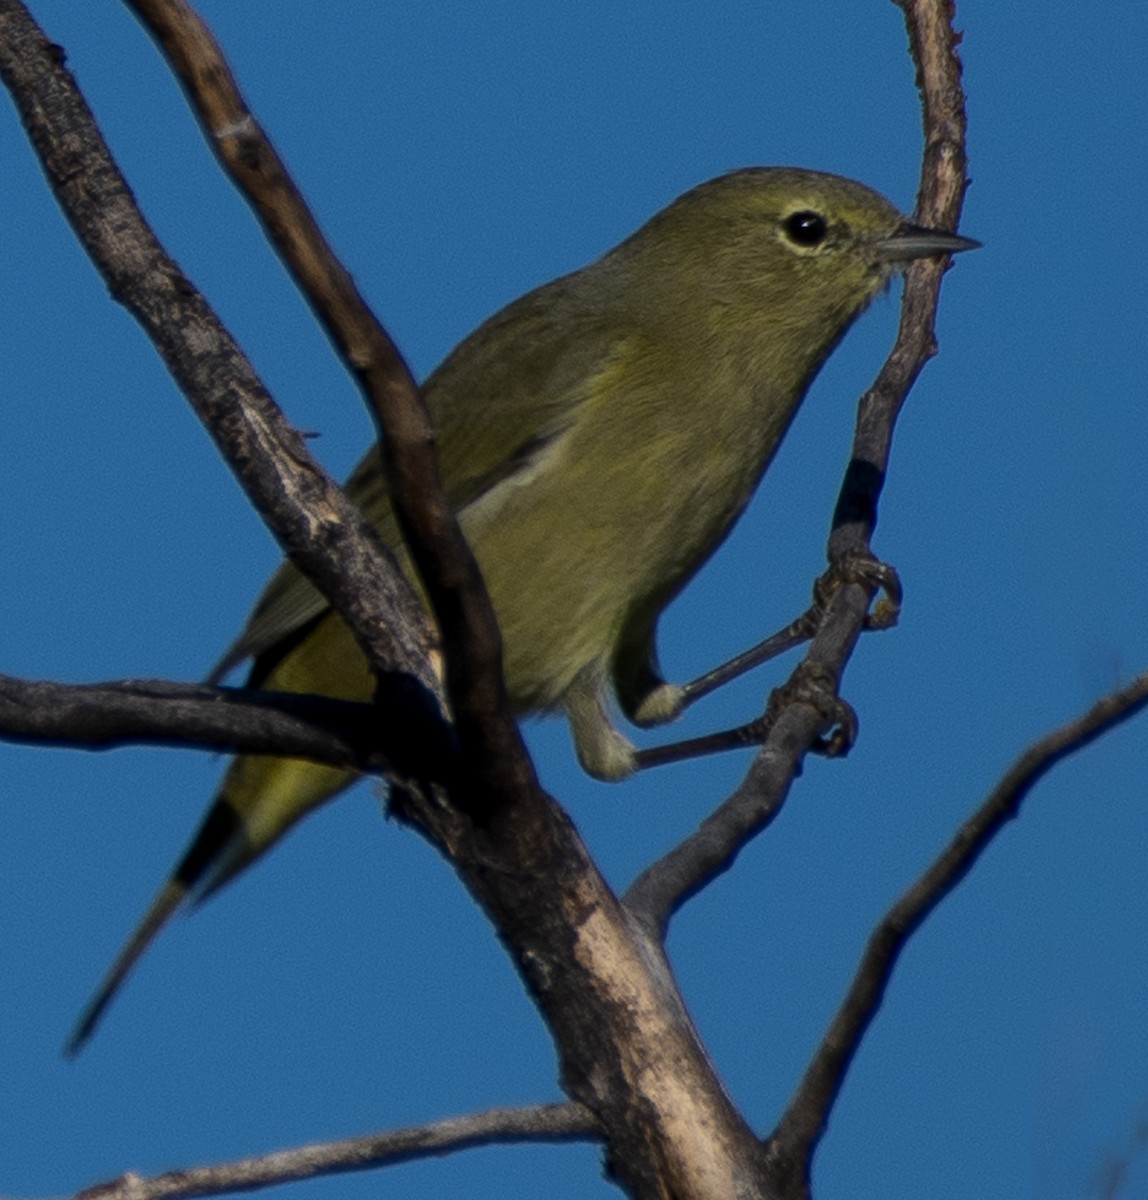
782,210,829,247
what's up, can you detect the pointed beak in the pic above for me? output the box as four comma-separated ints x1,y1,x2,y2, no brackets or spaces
876,223,981,262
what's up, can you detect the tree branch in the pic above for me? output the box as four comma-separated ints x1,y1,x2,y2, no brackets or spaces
0,673,464,779
121,0,535,809
756,2,974,1191
0,6,773,1195
625,0,974,951
770,669,1148,1178
74,1103,600,1200
0,0,442,746
827,0,975,568
619,2,976,1194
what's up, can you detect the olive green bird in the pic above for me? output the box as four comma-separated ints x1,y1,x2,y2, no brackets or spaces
66,168,975,1054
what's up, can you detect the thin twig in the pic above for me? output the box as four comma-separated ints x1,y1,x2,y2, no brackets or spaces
624,590,870,938
73,1103,600,1200
626,0,974,946
757,3,975,1189
770,670,1148,1175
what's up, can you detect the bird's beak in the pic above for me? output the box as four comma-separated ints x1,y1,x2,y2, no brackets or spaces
877,223,981,262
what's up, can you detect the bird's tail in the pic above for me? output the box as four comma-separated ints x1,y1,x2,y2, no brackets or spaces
64,875,189,1058
63,799,246,1057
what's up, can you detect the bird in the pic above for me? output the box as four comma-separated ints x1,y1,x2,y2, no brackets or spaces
66,167,976,1054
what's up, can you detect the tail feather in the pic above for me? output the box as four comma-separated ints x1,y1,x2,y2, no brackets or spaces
66,755,355,1055
64,800,244,1057
64,877,189,1058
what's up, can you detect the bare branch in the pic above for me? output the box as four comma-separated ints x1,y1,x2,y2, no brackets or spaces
624,690,809,936
73,1103,600,1200
0,674,462,779
1094,1110,1148,1200
828,0,975,568
0,0,442,753
750,2,976,1190
772,669,1148,1179
626,0,974,949
23,8,762,1194
122,0,535,808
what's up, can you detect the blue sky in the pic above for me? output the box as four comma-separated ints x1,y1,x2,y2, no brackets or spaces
2,3,1146,1199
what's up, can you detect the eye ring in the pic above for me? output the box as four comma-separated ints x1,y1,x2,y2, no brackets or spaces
782,210,829,247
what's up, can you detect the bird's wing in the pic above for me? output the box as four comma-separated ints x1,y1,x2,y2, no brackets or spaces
208,278,617,685
205,559,329,686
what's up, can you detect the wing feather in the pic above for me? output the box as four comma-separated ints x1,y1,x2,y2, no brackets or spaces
208,271,620,684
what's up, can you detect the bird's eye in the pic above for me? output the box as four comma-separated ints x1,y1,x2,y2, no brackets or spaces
782,210,829,247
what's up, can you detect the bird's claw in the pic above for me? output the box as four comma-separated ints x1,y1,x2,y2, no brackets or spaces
811,553,902,632
763,662,859,758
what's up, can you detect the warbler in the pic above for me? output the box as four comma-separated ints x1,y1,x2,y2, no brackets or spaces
67,167,976,1053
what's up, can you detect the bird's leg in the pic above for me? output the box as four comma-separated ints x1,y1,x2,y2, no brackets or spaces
674,555,901,710
632,661,859,772
564,662,644,781
631,555,898,772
